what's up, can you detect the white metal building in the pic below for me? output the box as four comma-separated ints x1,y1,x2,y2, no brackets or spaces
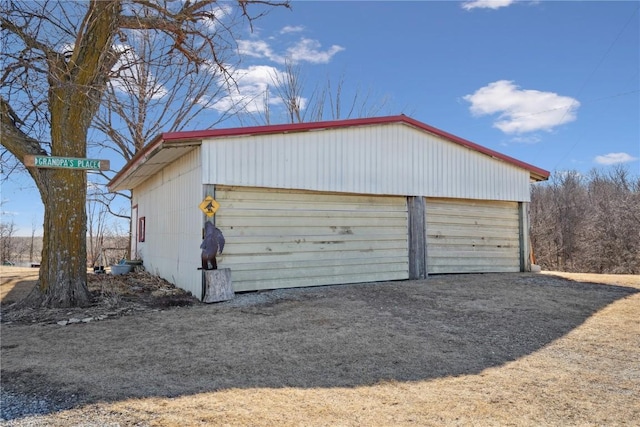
108,115,549,299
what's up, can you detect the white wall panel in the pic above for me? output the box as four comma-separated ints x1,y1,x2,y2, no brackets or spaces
202,123,531,202
132,148,203,298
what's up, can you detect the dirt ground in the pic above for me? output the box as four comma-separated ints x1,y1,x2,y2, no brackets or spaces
1,266,638,426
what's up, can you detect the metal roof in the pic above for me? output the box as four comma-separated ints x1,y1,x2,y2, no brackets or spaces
108,115,550,192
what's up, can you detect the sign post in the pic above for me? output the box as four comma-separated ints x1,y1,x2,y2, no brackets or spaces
24,155,110,171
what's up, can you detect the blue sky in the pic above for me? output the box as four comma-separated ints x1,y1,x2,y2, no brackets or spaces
2,0,639,236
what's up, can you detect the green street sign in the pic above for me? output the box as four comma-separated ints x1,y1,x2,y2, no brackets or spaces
25,155,110,171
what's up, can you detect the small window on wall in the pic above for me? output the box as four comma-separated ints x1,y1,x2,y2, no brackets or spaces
138,217,146,242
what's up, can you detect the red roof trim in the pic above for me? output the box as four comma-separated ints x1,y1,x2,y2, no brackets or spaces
160,116,405,141
109,115,550,189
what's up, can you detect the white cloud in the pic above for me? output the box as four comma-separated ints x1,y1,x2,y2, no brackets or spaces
510,135,542,144
211,65,290,114
237,38,344,65
218,27,344,114
286,38,345,64
463,80,580,134
594,152,638,165
280,25,304,34
238,39,282,62
462,0,516,10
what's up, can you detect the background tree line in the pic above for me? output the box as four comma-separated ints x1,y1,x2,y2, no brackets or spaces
530,165,640,274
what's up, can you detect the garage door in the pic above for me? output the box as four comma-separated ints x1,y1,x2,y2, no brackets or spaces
426,198,520,273
215,186,409,292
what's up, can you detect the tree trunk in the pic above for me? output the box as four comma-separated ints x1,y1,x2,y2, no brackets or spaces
37,168,90,307
32,98,94,306
30,0,119,307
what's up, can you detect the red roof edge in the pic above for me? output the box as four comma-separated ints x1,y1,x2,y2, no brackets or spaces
108,133,166,191
108,115,550,190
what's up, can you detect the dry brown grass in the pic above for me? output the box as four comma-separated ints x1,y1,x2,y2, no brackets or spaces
1,267,639,426
541,270,640,287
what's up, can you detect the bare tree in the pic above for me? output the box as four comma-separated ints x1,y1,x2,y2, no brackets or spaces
29,215,37,263
0,219,17,264
0,198,16,264
583,166,640,273
530,166,640,274
531,171,588,271
1,0,289,307
242,61,397,125
90,25,246,256
529,183,554,266
87,183,109,268
554,171,587,270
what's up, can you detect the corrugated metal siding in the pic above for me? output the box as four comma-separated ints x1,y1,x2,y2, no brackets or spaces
426,198,520,273
132,148,203,297
215,186,409,292
202,123,531,202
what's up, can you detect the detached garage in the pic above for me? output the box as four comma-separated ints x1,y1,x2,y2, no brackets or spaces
108,115,549,299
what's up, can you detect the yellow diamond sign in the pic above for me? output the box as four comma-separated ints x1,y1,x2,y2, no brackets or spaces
199,196,220,217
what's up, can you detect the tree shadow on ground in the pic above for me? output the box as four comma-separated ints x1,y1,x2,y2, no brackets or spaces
1,273,638,420
0,275,38,306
